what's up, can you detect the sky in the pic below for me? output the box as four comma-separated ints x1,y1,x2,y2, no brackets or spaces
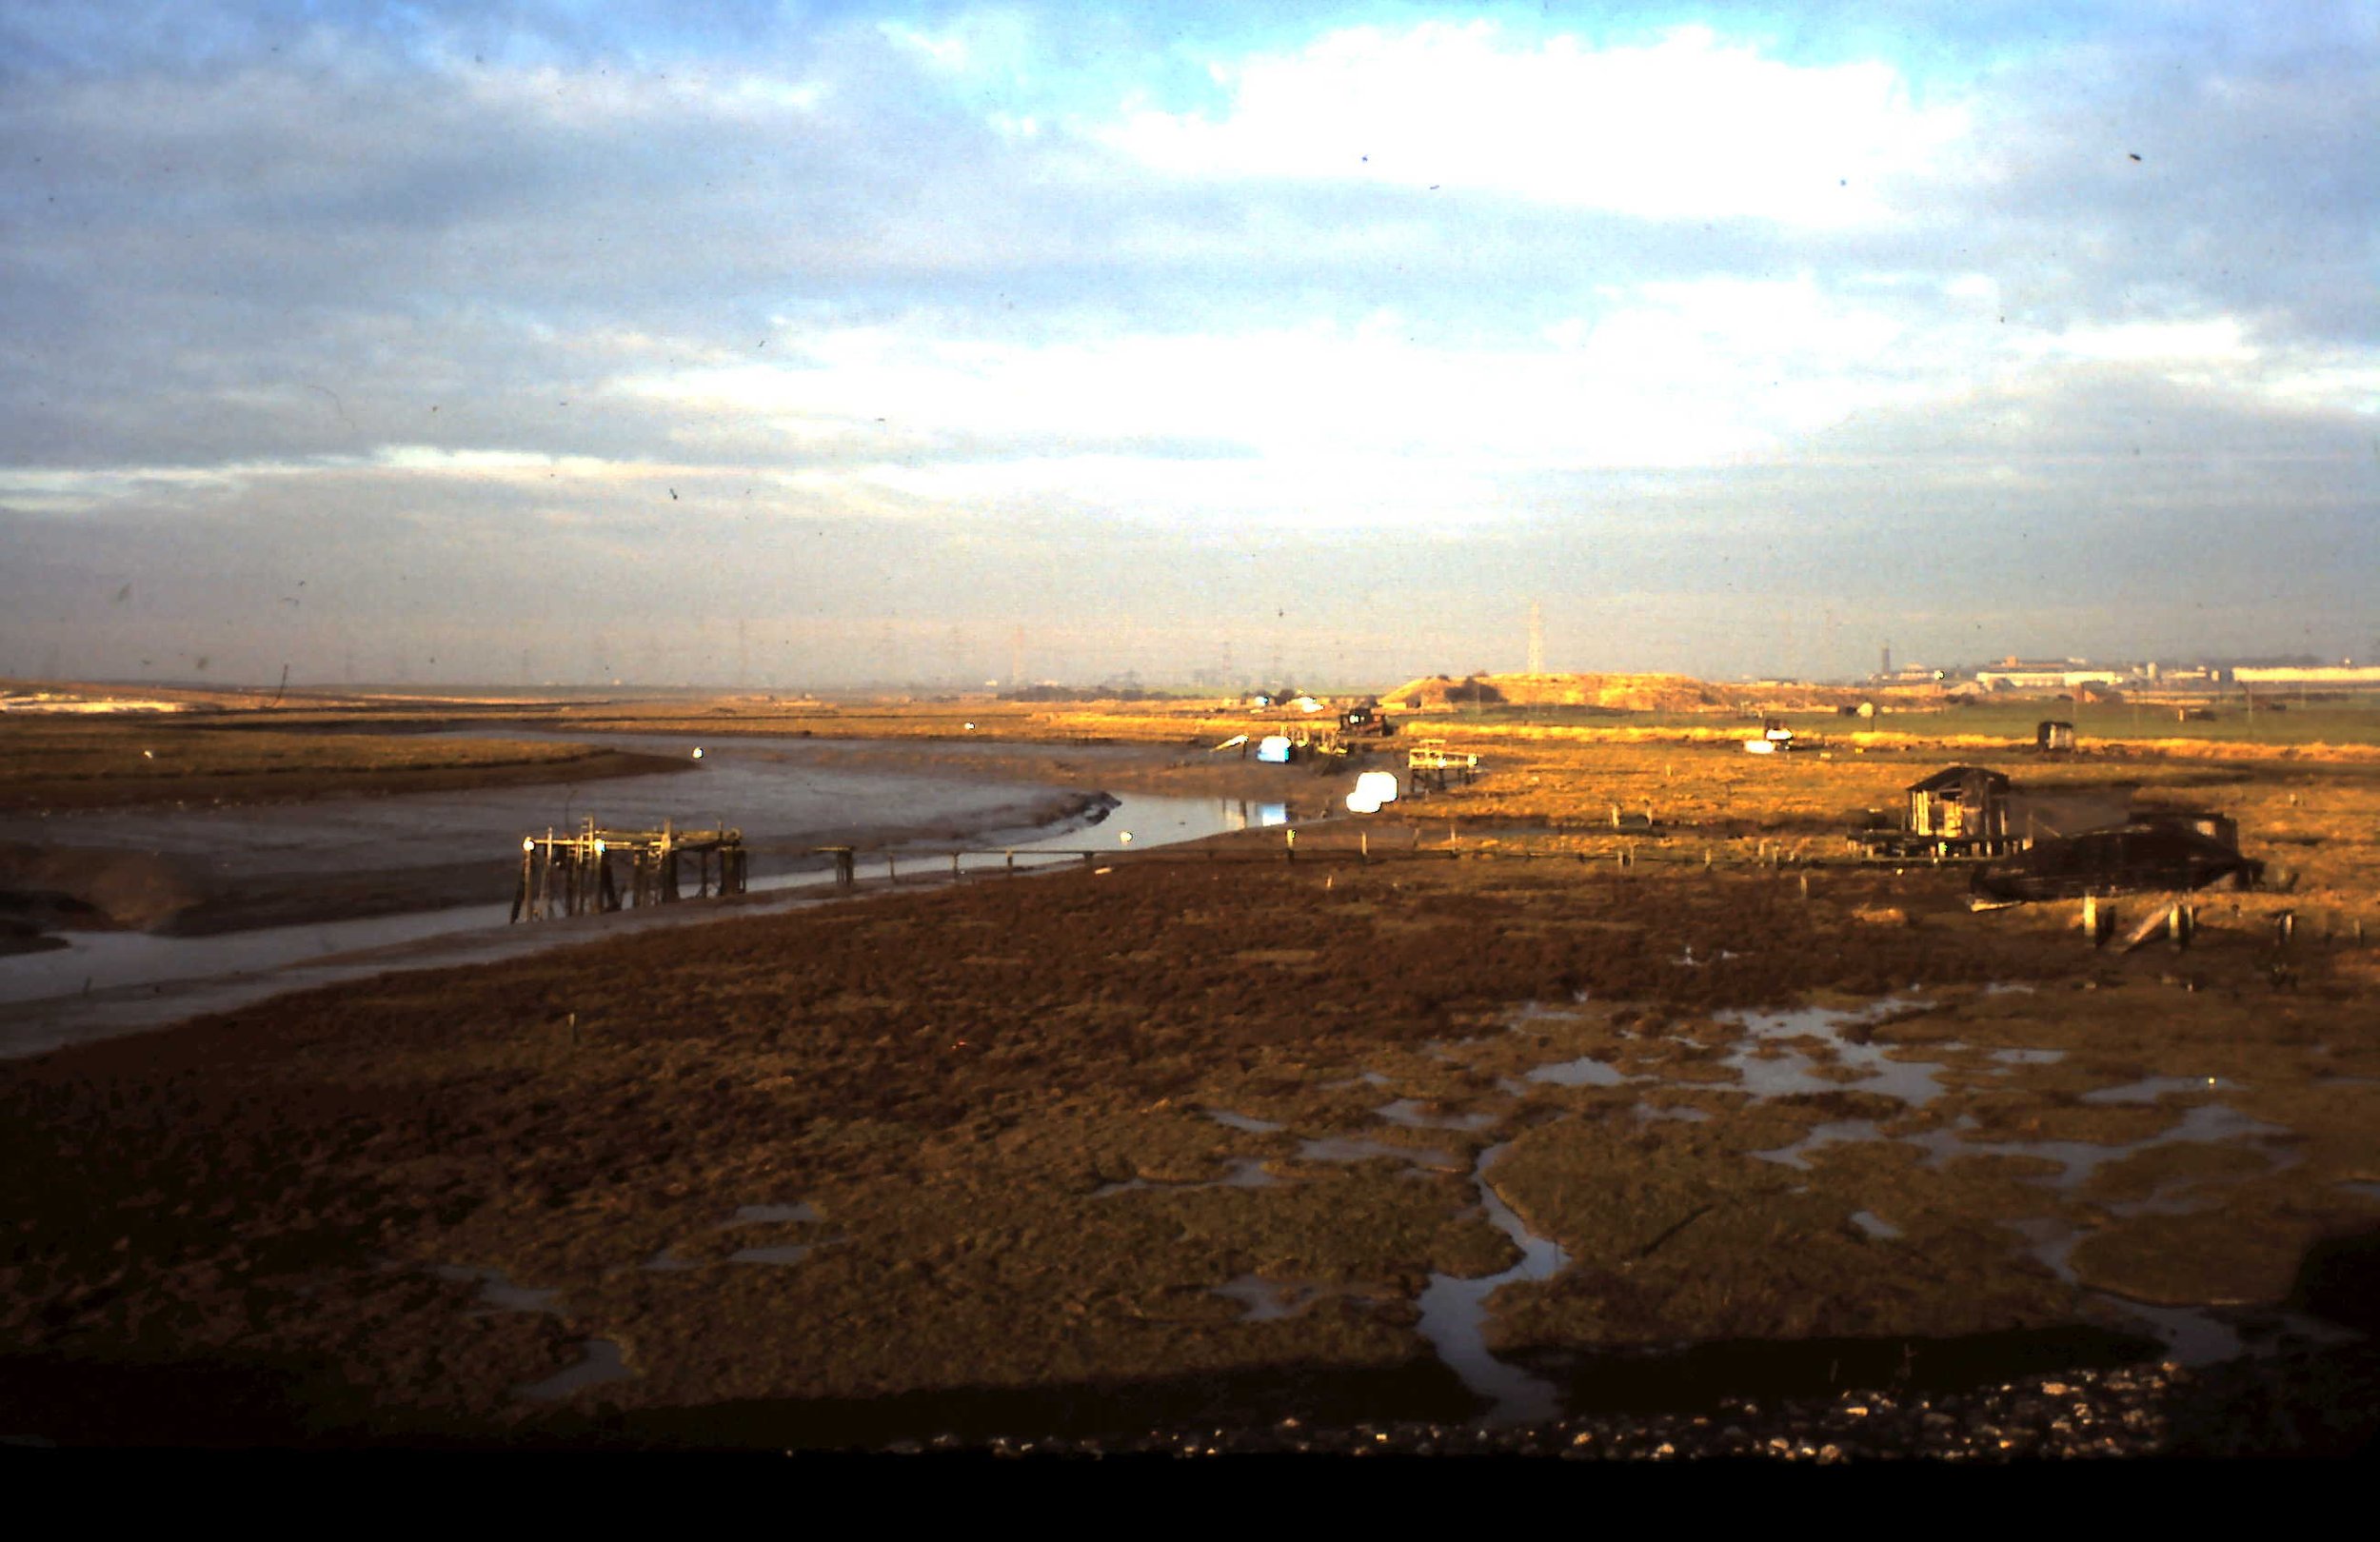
2,1,2374,689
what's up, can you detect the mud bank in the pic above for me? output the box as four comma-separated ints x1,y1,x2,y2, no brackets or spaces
0,746,685,815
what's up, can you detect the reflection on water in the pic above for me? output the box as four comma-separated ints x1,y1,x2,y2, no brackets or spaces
1850,1210,1903,1240
2081,1076,2242,1103
724,1203,820,1226
513,1339,635,1401
1092,1156,1279,1198
429,1262,561,1315
2,768,1280,1053
1416,1144,1567,1426
1715,998,1954,1105
727,1244,815,1266
1214,1275,1326,1322
1999,1213,2354,1367
1524,1056,1632,1089
1296,1136,1462,1171
1754,1102,2296,1186
1376,1098,1503,1132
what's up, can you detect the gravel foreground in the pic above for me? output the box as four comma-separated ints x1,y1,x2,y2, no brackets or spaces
912,1348,2380,1460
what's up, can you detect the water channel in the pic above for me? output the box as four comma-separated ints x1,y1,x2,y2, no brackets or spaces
0,731,1293,1055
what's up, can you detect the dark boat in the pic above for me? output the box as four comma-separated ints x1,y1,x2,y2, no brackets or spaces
1969,817,2263,902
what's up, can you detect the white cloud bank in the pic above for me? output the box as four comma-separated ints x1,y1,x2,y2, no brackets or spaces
1099,22,1969,226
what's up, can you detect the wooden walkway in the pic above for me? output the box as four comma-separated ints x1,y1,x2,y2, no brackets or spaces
512,818,746,921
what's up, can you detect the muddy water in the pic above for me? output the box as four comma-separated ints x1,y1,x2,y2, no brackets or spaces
0,733,1280,1055
0,730,1146,873
2000,1214,2354,1367
1484,989,2356,1375
1416,1144,1568,1425
514,1339,634,1401
1716,998,1952,1104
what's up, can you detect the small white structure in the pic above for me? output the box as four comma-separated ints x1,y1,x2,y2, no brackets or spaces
1345,770,1401,814
1256,735,1294,764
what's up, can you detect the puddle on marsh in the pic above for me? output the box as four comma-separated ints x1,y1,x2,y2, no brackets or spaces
421,1261,637,1399
427,1263,559,1315
1416,1143,1568,1426
1712,998,1954,1106
1998,1214,2354,1368
723,1203,820,1226
2082,1076,2241,1103
514,1339,634,1401
1092,1156,1279,1198
728,1244,816,1266
1850,1210,1903,1240
1524,1056,1633,1089
1296,1136,1462,1172
1755,1102,2296,1185
1204,1109,1284,1135
1376,1098,1503,1132
1213,1275,1328,1322
1475,985,2345,1378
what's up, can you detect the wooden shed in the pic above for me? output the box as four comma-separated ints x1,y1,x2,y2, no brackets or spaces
1907,765,2012,844
2036,720,2076,754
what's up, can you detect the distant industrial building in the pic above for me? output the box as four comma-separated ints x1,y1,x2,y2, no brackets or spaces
2232,664,2380,687
1972,659,2128,691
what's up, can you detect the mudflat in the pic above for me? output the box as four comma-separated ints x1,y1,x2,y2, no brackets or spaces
3,697,2378,1452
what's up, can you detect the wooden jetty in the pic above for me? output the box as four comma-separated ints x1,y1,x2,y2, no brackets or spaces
511,817,746,922
1406,739,1482,793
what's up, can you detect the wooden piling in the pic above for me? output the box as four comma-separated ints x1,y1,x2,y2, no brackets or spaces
513,818,747,922
2081,894,2114,948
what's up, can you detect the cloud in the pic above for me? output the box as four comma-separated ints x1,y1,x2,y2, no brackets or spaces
1,4,2376,685
1097,21,1969,226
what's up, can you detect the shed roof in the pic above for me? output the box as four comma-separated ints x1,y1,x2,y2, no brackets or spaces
1908,765,2012,794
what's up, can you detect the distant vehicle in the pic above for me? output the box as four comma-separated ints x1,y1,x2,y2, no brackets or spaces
1338,704,1395,737
1969,819,2263,902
